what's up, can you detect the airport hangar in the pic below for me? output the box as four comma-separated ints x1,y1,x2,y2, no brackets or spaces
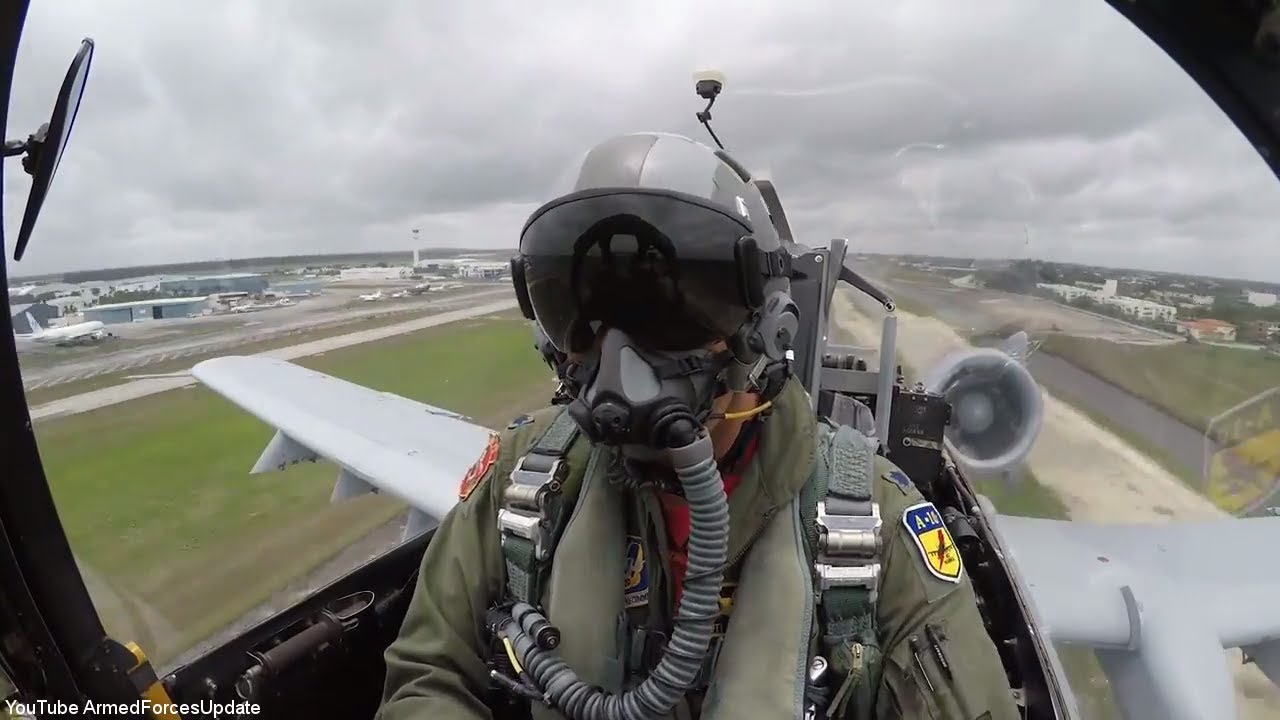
270,279,327,294
83,297,210,324
9,302,59,334
158,273,268,295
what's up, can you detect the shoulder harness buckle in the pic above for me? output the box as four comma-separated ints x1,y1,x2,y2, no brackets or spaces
497,409,580,605
812,421,883,601
497,454,568,562
815,499,882,602
808,420,885,716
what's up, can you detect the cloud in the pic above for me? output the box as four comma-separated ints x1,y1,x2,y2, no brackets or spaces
4,0,1279,281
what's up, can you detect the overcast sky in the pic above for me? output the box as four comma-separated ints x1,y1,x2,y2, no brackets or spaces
4,0,1279,282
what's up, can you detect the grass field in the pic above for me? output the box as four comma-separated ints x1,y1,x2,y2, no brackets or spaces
1040,335,1280,434
35,312,552,666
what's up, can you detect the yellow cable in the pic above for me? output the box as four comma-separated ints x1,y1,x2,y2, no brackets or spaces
502,635,525,675
720,401,772,421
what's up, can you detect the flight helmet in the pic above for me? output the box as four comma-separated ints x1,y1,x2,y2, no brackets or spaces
510,132,798,397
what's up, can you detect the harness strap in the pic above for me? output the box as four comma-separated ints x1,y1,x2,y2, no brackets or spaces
497,409,581,605
810,420,883,717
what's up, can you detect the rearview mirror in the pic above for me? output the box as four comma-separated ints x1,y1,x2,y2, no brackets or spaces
3,37,94,262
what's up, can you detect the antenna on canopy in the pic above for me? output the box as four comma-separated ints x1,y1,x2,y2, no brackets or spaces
692,70,727,150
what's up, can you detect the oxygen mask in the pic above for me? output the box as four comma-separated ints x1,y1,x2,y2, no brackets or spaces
565,326,732,453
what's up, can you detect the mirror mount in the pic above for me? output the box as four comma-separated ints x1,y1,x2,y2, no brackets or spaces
3,123,49,173
4,37,94,262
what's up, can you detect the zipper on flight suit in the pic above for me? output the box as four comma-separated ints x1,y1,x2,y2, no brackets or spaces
719,506,777,572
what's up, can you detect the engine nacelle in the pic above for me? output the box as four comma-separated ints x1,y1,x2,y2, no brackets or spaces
921,342,1043,475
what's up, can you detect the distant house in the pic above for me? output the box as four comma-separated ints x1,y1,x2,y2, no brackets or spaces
1177,318,1237,342
1245,291,1277,308
1240,320,1280,344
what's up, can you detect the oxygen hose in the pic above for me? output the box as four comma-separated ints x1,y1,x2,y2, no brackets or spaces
496,419,729,720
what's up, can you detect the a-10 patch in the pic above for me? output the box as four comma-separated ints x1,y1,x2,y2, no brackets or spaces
902,502,962,583
624,535,650,609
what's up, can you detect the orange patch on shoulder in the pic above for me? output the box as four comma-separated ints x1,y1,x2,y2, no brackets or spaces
459,433,501,501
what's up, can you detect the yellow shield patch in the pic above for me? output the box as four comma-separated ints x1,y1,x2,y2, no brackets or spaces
902,502,962,583
624,536,650,608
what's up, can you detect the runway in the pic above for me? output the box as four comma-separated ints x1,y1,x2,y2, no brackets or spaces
29,297,519,422
878,275,1180,345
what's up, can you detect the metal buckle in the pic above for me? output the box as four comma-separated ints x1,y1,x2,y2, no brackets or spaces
814,500,882,600
497,453,567,561
498,510,552,561
508,455,564,500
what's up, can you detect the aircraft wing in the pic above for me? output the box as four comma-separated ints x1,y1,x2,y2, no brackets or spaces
192,356,494,539
984,508,1280,720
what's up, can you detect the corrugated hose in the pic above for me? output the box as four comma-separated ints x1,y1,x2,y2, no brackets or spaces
497,430,729,720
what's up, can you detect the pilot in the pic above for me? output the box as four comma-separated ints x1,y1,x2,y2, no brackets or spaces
377,133,1019,720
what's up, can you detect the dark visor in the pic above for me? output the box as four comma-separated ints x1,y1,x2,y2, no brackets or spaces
519,189,755,353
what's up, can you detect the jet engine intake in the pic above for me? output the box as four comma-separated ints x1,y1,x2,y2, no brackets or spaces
921,344,1043,475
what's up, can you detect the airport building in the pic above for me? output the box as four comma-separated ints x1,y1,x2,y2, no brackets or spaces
158,273,268,295
1037,280,1177,322
338,267,414,281
84,297,210,324
270,279,327,295
9,302,60,334
457,262,508,279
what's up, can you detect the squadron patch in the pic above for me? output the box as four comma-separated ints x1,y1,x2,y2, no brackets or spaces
507,414,534,429
624,536,650,608
458,433,500,502
902,502,962,583
883,468,914,495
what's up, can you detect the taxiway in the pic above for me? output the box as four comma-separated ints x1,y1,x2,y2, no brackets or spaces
29,295,519,422
19,285,511,390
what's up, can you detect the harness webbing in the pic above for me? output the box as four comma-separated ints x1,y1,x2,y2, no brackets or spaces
494,410,885,718
809,421,883,717
498,409,581,605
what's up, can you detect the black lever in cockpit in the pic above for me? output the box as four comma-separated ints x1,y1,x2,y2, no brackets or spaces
233,590,376,702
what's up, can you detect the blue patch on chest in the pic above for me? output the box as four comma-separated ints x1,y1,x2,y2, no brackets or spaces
506,414,534,429
883,468,914,494
624,535,650,608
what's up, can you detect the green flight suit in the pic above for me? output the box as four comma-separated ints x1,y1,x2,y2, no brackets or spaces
377,377,1019,720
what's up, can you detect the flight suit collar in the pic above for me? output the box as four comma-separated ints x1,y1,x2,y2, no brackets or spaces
724,376,817,564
